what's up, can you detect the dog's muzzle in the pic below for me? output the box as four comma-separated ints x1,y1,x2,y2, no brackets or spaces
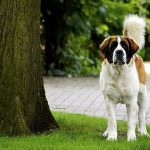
114,50,125,65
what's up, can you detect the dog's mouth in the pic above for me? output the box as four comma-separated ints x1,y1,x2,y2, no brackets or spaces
114,60,125,65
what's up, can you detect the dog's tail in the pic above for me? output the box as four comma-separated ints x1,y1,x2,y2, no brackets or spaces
123,14,146,49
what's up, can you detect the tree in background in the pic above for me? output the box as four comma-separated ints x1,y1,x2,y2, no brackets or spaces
41,0,93,76
0,0,58,135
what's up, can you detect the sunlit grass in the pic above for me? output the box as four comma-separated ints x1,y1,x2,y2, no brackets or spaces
0,112,150,150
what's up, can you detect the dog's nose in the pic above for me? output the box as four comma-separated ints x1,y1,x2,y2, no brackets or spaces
116,50,124,56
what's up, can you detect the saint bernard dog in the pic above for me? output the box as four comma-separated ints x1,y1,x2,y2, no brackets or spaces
99,15,149,141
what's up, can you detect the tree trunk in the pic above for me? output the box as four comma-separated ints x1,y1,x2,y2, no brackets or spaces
0,0,58,135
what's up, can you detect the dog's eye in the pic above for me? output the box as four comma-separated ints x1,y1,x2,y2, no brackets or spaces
122,45,128,50
110,42,117,51
121,41,128,50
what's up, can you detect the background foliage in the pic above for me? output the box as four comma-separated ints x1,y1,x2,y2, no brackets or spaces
41,0,150,76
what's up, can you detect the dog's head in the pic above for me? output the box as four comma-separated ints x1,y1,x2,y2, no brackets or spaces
100,36,139,65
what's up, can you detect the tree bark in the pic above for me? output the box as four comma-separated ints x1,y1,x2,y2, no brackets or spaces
0,0,58,135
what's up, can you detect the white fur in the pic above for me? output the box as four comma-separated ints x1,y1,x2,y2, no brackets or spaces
99,59,148,140
123,14,146,49
138,84,148,135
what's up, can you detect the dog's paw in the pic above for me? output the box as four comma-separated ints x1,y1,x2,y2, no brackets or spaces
127,132,136,141
138,126,150,137
107,135,117,141
139,129,149,137
107,132,117,141
103,130,108,137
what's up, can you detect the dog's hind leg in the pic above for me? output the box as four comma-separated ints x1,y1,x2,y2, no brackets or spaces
135,56,148,136
138,84,149,136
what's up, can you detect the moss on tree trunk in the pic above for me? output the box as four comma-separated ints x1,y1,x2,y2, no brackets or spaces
0,0,58,135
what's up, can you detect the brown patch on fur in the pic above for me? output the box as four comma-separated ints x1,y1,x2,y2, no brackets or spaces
123,28,127,37
120,36,139,51
99,37,110,54
120,36,139,63
99,50,105,59
120,36,130,47
99,36,117,62
126,37,139,52
99,36,117,54
134,55,146,84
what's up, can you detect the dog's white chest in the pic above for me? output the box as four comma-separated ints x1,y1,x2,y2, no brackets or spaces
100,62,139,104
105,78,135,104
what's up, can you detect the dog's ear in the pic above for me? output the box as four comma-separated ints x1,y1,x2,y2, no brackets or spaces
127,37,139,55
99,37,111,59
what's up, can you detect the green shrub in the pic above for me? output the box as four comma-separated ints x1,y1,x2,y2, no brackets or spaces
60,34,101,76
41,0,150,76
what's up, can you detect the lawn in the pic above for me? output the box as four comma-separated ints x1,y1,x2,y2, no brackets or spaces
0,112,150,150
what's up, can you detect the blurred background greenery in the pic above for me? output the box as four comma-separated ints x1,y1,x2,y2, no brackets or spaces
40,0,150,76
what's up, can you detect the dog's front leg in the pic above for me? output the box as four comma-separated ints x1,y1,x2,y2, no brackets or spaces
126,99,138,141
105,97,117,140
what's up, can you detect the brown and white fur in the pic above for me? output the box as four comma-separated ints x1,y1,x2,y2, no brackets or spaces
99,15,148,141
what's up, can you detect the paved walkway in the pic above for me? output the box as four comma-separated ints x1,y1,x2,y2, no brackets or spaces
44,63,150,123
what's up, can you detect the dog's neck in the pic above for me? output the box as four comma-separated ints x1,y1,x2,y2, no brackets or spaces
103,58,135,78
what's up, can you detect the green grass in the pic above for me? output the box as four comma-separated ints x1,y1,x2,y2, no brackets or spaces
0,112,150,150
